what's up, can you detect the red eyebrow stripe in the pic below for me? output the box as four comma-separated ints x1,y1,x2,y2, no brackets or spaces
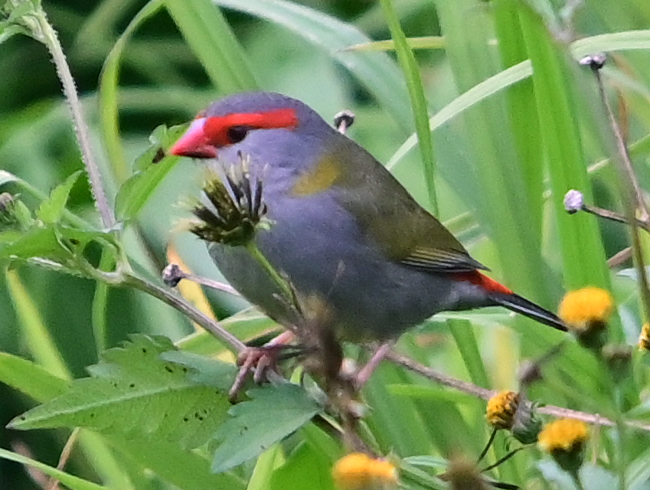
205,108,297,133
203,108,298,147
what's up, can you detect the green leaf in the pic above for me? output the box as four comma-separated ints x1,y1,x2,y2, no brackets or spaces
10,335,233,450
98,0,164,184
0,226,66,262
214,0,413,131
379,0,437,214
5,269,71,380
247,444,285,490
114,124,185,220
165,0,258,92
0,352,69,402
211,384,322,473
0,22,29,44
346,36,445,52
447,319,490,388
270,441,335,490
537,461,617,490
0,448,107,490
36,170,82,224
111,435,246,490
160,349,238,391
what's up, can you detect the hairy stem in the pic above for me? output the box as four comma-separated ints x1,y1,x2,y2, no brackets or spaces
32,8,115,229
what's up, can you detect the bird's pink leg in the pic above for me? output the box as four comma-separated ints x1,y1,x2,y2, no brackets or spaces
354,341,394,390
228,331,295,402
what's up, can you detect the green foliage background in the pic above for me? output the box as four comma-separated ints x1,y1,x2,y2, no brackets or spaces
1,0,650,489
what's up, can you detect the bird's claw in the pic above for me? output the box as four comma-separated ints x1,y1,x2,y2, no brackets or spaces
228,331,297,402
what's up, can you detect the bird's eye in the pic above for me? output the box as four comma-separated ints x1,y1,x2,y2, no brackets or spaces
226,125,252,144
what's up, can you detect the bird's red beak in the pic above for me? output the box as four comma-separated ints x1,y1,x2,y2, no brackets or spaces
169,118,217,158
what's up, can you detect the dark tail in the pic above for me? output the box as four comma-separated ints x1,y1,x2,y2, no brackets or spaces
490,292,567,332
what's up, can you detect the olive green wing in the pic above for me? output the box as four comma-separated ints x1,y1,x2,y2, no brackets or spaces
327,139,488,273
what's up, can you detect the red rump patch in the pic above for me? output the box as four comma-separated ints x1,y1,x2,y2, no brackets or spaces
453,271,513,295
204,108,298,147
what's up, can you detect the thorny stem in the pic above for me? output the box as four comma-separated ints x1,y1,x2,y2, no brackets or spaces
31,7,115,229
591,61,650,323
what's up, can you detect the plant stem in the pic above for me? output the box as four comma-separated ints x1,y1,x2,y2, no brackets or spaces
33,8,115,229
590,59,650,323
246,242,294,302
123,272,246,354
385,350,650,432
570,470,586,490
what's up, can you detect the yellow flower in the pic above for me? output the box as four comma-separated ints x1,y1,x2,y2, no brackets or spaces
538,418,589,472
558,287,613,329
486,391,520,430
332,453,398,490
639,324,650,351
558,287,614,349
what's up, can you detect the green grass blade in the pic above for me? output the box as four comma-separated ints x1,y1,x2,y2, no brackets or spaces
6,269,70,380
0,448,108,490
213,0,413,131
165,0,258,92
346,36,445,52
99,0,164,184
379,0,437,213
519,9,611,290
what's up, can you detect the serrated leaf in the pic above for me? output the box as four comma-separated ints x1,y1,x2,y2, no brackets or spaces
36,170,82,224
10,335,233,450
160,350,238,391
0,226,69,262
0,352,69,402
114,124,185,220
111,434,246,490
211,384,322,473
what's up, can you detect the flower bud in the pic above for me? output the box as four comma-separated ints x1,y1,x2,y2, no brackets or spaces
332,453,398,490
558,287,614,350
486,391,519,430
538,418,589,473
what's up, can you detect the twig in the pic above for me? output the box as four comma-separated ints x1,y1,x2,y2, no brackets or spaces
162,263,240,296
585,54,650,323
564,190,649,230
123,272,245,354
45,428,80,490
607,247,632,268
385,350,650,432
386,350,493,399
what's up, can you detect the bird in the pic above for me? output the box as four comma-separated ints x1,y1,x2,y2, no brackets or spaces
170,91,566,342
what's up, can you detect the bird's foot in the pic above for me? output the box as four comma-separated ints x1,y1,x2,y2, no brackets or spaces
228,331,296,402
352,341,395,391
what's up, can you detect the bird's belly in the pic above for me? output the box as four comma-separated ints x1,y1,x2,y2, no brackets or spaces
207,194,465,340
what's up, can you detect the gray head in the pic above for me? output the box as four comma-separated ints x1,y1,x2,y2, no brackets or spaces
169,92,337,168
